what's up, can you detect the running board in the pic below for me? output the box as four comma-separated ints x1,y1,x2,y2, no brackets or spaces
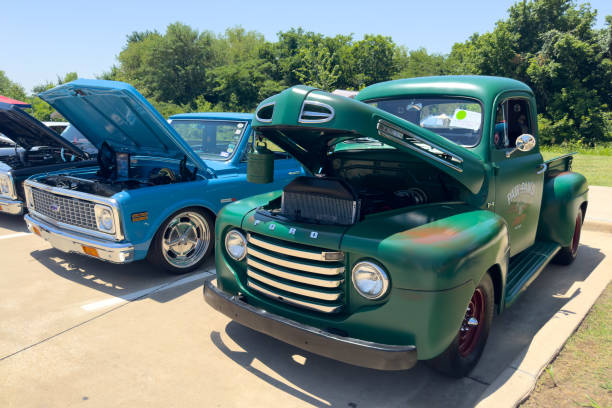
505,240,561,306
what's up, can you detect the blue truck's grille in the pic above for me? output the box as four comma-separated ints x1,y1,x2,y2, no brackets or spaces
246,233,345,313
31,187,97,231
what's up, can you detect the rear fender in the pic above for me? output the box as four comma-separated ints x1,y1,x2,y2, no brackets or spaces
537,171,588,247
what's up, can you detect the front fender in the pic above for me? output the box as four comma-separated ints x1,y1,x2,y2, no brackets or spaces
113,181,218,251
342,209,509,291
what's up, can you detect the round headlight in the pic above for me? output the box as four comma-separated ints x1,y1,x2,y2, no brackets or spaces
225,229,247,261
352,261,390,300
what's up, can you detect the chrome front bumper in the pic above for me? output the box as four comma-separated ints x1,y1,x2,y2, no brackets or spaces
24,214,135,264
0,197,24,215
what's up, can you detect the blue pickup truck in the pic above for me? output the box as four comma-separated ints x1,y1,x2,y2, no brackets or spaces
24,79,301,273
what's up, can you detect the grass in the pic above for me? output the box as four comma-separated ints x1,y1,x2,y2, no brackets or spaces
541,145,612,187
521,283,612,408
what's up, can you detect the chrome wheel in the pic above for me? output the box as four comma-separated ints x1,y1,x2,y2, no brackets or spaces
161,211,210,269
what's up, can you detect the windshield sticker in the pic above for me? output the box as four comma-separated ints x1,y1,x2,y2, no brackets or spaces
450,109,481,131
220,151,230,157
237,123,244,128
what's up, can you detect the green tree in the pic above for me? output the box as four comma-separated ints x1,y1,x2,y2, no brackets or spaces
0,71,27,101
448,0,611,143
351,34,396,87
394,47,448,79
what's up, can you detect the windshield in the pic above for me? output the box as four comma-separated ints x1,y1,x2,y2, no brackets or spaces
60,125,98,156
368,97,483,147
170,119,248,160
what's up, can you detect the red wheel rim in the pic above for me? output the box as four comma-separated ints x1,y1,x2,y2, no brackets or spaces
571,214,581,256
458,288,485,357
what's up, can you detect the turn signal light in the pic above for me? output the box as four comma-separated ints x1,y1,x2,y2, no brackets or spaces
131,212,148,222
82,245,99,258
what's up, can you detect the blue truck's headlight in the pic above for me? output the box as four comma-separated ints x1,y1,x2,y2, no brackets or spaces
225,229,247,261
94,204,115,234
352,261,390,299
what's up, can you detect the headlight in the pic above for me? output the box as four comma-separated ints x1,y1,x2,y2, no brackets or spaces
225,229,247,261
94,204,115,234
0,173,14,198
352,261,390,300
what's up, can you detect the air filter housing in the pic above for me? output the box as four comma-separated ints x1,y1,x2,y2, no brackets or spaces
281,176,360,225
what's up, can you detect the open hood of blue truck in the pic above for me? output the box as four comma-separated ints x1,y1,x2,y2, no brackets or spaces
39,79,209,172
0,102,86,156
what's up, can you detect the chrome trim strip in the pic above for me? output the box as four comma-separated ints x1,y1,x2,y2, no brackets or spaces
248,258,343,288
247,233,343,262
376,119,464,173
298,100,335,124
247,247,344,275
24,179,124,241
255,102,275,123
0,196,24,215
247,280,342,313
248,269,342,301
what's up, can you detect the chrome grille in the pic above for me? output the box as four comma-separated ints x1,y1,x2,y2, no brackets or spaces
31,188,97,230
246,233,345,313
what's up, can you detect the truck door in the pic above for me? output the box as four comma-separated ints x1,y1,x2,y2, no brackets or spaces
492,96,544,256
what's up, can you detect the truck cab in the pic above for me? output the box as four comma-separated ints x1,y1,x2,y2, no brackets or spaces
205,76,588,377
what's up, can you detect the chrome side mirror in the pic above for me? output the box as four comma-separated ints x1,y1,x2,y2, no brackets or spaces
506,134,536,158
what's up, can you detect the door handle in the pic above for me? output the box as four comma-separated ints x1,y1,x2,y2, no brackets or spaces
288,171,301,175
536,163,547,175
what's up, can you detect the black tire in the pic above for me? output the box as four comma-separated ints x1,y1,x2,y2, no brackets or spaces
147,207,214,274
552,211,583,266
426,273,494,378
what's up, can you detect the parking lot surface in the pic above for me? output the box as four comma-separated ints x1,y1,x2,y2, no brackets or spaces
1,212,610,408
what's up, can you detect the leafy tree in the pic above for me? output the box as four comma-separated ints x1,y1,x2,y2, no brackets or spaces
0,71,27,101
351,34,396,87
394,47,448,79
448,0,611,143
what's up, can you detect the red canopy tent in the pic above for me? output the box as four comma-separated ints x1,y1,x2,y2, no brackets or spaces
0,95,31,108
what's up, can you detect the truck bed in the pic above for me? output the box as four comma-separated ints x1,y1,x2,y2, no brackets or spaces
545,153,574,176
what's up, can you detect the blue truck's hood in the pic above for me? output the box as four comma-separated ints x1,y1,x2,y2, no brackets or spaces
0,102,86,156
39,79,209,172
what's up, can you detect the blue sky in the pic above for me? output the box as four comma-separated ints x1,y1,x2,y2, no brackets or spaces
2,0,610,93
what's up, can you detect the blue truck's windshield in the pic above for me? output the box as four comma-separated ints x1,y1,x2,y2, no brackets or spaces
368,97,483,147
170,119,248,161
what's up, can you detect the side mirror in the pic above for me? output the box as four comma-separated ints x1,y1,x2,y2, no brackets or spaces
506,134,536,158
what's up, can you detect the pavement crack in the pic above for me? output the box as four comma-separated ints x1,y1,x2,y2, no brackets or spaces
0,301,131,362
467,376,491,386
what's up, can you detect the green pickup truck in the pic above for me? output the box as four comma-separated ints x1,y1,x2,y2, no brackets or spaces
204,76,588,377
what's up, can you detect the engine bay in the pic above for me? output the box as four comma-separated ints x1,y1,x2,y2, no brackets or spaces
259,150,467,225
0,146,83,169
35,143,199,197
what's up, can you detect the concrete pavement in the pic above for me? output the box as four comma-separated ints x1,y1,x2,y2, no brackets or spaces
584,185,612,233
0,186,610,408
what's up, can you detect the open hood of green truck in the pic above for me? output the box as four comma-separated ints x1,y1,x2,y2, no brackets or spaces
251,86,486,194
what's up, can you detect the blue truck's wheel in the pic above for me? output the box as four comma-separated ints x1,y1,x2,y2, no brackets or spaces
426,273,494,377
147,208,214,274
553,211,583,265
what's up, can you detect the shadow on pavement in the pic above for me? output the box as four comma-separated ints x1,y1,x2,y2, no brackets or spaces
0,213,28,234
209,243,603,408
29,247,215,303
